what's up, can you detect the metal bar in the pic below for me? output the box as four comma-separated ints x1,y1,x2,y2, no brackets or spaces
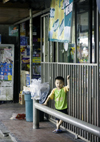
95,67,97,126
45,64,47,82
88,0,92,63
71,65,72,117
77,65,79,119
88,66,92,141
75,2,77,63
80,65,82,136
84,66,87,139
41,12,50,18
40,16,43,83
41,62,97,66
57,42,59,76
43,16,46,62
87,66,89,140
80,65,82,120
43,64,45,83
40,17,43,62
73,65,75,118
84,66,87,122
63,64,64,79
68,65,71,130
77,65,80,135
61,64,63,76
93,67,95,125
14,8,50,25
96,5,100,142
52,64,55,87
64,65,66,85
90,66,92,141
67,65,69,130
75,65,77,134
33,101,100,137
92,66,95,142
33,99,39,129
72,65,75,133
70,65,73,132
75,65,77,118
82,65,84,137
51,64,53,89
96,2,100,128
94,0,96,63
95,66,97,142
65,64,68,129
29,9,33,80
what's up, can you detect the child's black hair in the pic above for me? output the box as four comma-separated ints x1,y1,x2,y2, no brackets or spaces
55,76,64,82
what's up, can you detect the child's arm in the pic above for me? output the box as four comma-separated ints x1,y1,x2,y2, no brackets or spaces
67,75,70,88
43,96,50,105
43,88,55,105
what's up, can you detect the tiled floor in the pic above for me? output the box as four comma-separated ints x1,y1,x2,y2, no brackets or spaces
0,102,85,142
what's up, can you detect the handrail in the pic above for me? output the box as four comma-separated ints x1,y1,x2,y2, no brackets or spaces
33,99,100,137
41,62,97,66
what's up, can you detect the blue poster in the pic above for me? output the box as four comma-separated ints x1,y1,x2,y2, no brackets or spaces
20,36,27,46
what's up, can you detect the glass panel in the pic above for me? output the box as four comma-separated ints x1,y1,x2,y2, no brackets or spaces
58,5,75,63
77,1,89,63
41,15,55,62
50,41,54,62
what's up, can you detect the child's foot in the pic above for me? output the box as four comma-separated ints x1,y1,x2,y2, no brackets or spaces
52,129,62,133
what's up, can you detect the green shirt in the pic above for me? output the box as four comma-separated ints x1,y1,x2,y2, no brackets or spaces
49,86,69,110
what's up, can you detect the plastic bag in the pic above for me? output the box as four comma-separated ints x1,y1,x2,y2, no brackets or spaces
30,78,50,104
22,91,31,95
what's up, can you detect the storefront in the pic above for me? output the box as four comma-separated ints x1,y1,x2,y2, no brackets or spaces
8,0,99,141
19,16,41,90
41,0,100,142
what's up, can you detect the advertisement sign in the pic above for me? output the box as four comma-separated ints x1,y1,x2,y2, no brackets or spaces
33,57,41,63
20,23,26,36
48,0,73,43
22,57,30,64
9,25,18,36
20,36,27,46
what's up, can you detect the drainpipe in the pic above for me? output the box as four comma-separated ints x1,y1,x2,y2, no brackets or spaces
29,9,33,80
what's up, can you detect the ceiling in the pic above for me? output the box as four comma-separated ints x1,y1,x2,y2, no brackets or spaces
0,0,51,25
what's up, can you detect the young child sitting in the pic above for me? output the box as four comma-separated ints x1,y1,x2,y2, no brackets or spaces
44,75,70,133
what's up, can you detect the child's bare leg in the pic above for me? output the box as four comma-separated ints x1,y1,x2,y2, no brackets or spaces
56,120,63,130
56,120,59,129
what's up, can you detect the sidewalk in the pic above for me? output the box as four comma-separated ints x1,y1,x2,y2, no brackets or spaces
0,102,85,142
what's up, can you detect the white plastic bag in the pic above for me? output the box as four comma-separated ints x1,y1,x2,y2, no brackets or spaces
29,78,50,103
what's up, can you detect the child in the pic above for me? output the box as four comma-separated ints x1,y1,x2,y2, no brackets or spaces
44,75,70,133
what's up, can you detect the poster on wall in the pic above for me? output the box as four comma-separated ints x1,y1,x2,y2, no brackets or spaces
0,44,14,101
9,25,18,36
20,23,27,56
48,0,73,43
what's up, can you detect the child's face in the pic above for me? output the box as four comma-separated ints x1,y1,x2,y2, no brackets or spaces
55,79,64,89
